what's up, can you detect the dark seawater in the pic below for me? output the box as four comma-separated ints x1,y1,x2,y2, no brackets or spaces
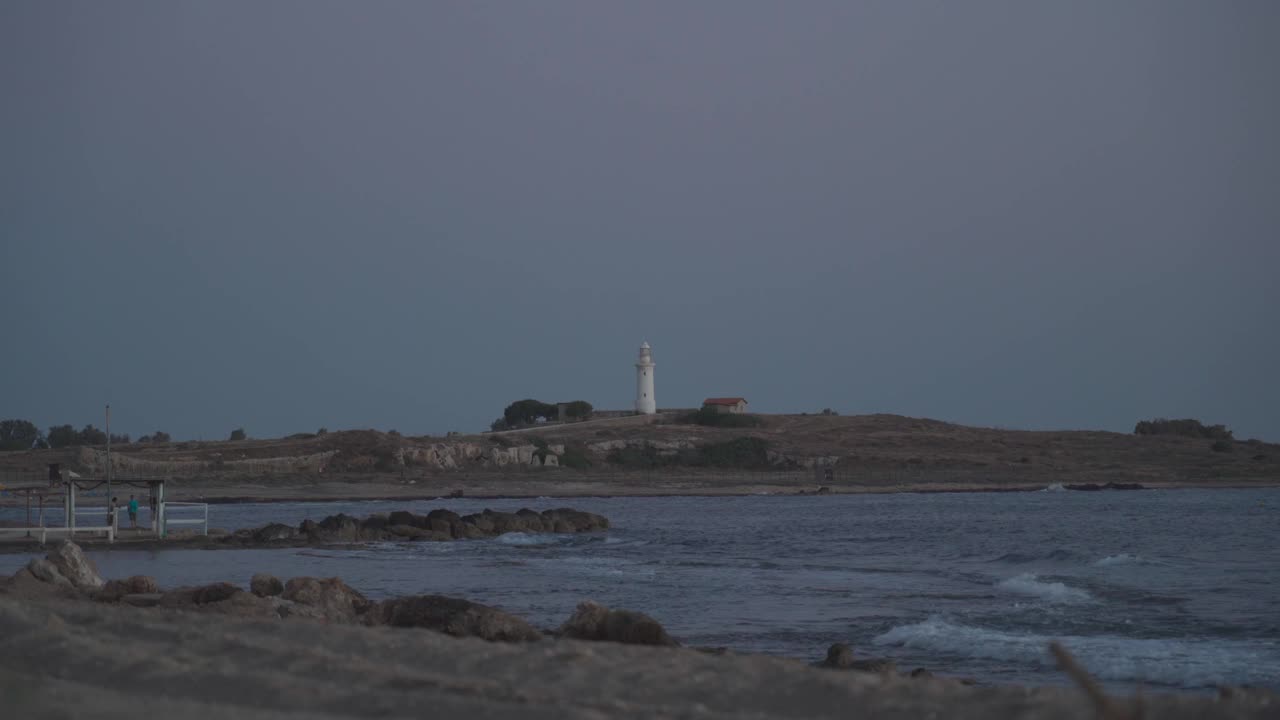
3,488,1277,690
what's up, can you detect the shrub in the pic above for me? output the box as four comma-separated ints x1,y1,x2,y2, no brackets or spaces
317,427,328,436
229,428,247,441
1134,418,1233,440
559,443,593,469
605,445,672,469
692,437,772,468
1210,440,1233,453
678,407,765,429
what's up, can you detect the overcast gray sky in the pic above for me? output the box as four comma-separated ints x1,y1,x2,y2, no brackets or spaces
2,1,1277,441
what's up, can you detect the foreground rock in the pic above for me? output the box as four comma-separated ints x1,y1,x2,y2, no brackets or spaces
366,594,542,642
23,540,105,591
558,600,679,646
282,577,372,621
250,573,284,597
95,575,160,602
817,643,897,673
231,506,609,546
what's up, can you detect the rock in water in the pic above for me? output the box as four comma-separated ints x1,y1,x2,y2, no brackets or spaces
366,595,542,642
282,577,372,621
558,600,678,646
46,541,105,590
250,573,284,597
252,523,297,543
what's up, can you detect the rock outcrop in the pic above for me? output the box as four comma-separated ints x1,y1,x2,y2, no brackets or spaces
95,575,159,602
250,573,284,597
233,507,609,546
50,540,106,590
817,643,897,673
281,577,372,622
365,595,542,642
1065,482,1145,491
558,600,679,647
25,541,105,591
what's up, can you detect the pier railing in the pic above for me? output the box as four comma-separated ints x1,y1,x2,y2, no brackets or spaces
163,502,209,536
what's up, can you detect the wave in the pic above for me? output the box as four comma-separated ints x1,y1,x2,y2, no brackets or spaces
990,549,1078,564
494,532,558,547
1094,554,1156,567
872,617,1280,688
997,573,1093,603
1041,483,1066,492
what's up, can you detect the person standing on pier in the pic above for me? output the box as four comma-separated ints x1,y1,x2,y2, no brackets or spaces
128,495,139,530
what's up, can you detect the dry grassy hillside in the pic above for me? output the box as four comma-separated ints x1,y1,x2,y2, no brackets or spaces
1,414,1276,489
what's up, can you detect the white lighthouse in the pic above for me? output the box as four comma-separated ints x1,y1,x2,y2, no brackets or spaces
635,341,656,414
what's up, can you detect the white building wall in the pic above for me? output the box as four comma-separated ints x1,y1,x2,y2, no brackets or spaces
635,342,656,414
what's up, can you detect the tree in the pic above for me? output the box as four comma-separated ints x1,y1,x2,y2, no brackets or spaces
0,419,41,451
109,433,131,445
229,428,247,441
78,425,108,445
562,400,594,420
47,424,80,448
137,431,172,444
503,399,558,427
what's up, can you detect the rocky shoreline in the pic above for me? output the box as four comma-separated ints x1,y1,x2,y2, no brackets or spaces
3,541,1276,719
0,506,610,553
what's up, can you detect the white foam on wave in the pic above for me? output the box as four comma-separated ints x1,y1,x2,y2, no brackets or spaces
1041,483,1066,492
998,573,1092,603
872,617,1280,688
1094,554,1147,567
495,532,557,546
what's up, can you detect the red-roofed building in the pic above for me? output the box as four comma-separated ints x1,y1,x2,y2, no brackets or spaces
702,397,748,414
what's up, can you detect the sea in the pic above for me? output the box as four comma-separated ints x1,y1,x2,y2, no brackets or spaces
2,487,1277,691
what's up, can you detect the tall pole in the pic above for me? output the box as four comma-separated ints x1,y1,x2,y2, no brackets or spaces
105,404,112,506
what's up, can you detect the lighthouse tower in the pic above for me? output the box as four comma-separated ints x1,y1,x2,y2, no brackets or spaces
635,342,656,414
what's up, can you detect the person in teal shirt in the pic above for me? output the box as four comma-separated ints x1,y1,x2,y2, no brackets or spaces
127,495,139,530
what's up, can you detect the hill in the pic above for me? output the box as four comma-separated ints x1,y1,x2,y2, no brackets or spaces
1,414,1276,499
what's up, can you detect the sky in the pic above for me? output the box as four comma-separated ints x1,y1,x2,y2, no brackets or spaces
2,1,1277,442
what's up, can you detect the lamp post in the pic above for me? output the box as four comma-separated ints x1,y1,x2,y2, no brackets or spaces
105,404,112,506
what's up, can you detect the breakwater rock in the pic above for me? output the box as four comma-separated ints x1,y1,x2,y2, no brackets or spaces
1064,482,1145,491
232,507,609,546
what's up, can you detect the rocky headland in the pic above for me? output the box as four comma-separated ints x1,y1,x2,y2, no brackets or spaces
3,414,1275,503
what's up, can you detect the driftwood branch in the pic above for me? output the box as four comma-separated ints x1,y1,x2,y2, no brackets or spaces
1049,641,1143,720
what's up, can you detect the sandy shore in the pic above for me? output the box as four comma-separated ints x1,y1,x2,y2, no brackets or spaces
2,595,1274,719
